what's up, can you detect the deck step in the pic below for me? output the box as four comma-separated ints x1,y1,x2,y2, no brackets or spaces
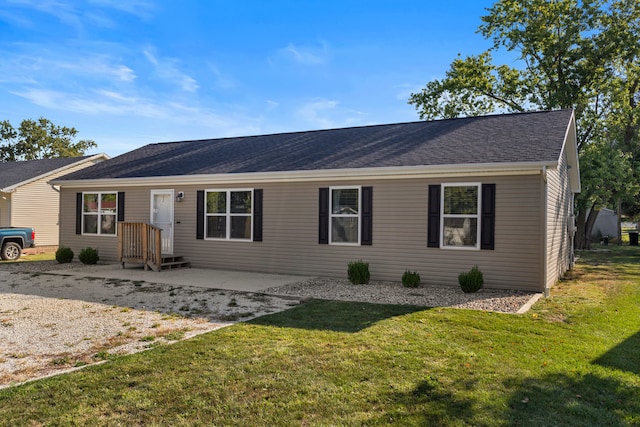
159,256,190,271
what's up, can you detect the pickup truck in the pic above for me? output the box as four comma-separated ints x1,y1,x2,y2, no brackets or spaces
0,227,36,261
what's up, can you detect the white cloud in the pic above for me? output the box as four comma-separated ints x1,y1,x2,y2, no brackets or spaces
265,100,279,111
295,99,367,129
12,88,161,117
0,8,34,28
8,0,83,29
143,47,199,93
88,0,156,19
10,87,254,135
179,76,199,93
83,11,117,29
142,48,159,66
275,42,330,66
207,64,236,90
296,99,339,128
94,89,138,103
0,48,136,85
60,57,137,82
394,82,426,101
4,0,156,30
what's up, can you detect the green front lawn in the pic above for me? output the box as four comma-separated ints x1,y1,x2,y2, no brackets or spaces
3,251,55,263
1,246,639,426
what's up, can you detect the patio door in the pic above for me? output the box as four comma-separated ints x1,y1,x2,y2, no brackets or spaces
151,190,174,255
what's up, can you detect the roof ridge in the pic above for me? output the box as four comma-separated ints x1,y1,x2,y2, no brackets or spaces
148,109,572,147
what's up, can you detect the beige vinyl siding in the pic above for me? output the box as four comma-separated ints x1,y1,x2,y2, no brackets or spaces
0,195,10,227
59,173,545,291
10,180,60,245
59,187,120,260
545,152,573,290
11,160,103,246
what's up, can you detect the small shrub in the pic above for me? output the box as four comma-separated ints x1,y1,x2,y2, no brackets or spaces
458,265,484,293
347,260,370,285
55,246,74,264
402,270,421,288
78,247,99,265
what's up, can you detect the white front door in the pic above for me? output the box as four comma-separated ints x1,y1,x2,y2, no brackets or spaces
151,190,174,255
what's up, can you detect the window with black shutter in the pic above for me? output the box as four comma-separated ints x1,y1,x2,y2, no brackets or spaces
319,186,372,246
197,189,262,241
428,183,495,250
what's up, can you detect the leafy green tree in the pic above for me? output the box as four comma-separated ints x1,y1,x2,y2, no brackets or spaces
409,0,640,248
575,141,637,247
600,0,640,229
0,118,97,161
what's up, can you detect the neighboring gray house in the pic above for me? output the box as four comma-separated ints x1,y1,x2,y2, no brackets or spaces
0,154,109,246
591,208,617,241
51,110,580,294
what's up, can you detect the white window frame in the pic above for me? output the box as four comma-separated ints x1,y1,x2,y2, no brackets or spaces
82,191,118,236
205,188,253,241
329,185,361,246
441,183,481,250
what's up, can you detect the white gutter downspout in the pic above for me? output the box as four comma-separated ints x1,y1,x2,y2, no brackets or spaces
542,166,550,297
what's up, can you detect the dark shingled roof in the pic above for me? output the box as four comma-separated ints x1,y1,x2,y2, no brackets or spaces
58,110,573,181
0,156,90,189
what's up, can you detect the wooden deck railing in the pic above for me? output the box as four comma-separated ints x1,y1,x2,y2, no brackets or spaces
117,222,162,271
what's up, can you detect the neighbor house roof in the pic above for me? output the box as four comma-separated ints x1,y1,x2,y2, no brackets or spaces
0,154,109,192
54,110,579,189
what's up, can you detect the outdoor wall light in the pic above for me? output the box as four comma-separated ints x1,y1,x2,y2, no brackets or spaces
176,191,185,202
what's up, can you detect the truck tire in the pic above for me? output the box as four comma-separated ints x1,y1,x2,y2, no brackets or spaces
1,242,22,261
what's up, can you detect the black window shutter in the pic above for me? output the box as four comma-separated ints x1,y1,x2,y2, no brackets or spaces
253,189,263,242
427,185,441,248
319,188,329,244
481,184,496,250
196,190,205,240
76,192,82,235
361,186,373,245
117,192,125,222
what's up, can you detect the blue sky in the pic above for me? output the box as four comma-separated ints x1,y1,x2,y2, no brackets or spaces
0,0,501,156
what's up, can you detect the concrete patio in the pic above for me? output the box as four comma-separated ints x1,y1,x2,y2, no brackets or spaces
49,263,315,293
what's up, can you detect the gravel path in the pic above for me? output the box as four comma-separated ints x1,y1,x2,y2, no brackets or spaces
265,278,539,314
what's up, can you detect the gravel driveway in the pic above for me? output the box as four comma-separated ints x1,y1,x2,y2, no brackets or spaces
0,260,540,388
0,262,301,388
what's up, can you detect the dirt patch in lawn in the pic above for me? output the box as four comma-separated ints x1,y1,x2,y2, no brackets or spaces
0,270,301,388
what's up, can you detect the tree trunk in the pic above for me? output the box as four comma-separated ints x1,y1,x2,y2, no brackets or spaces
575,201,599,250
584,208,600,250
575,208,587,249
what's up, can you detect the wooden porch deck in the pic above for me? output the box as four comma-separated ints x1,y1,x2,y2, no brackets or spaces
117,222,190,271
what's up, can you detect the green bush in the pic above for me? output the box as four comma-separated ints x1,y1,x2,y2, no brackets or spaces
347,260,370,285
458,265,484,293
78,247,99,265
402,270,421,288
55,246,74,263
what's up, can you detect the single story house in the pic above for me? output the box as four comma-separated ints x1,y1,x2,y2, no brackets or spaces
0,154,109,247
51,110,580,294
